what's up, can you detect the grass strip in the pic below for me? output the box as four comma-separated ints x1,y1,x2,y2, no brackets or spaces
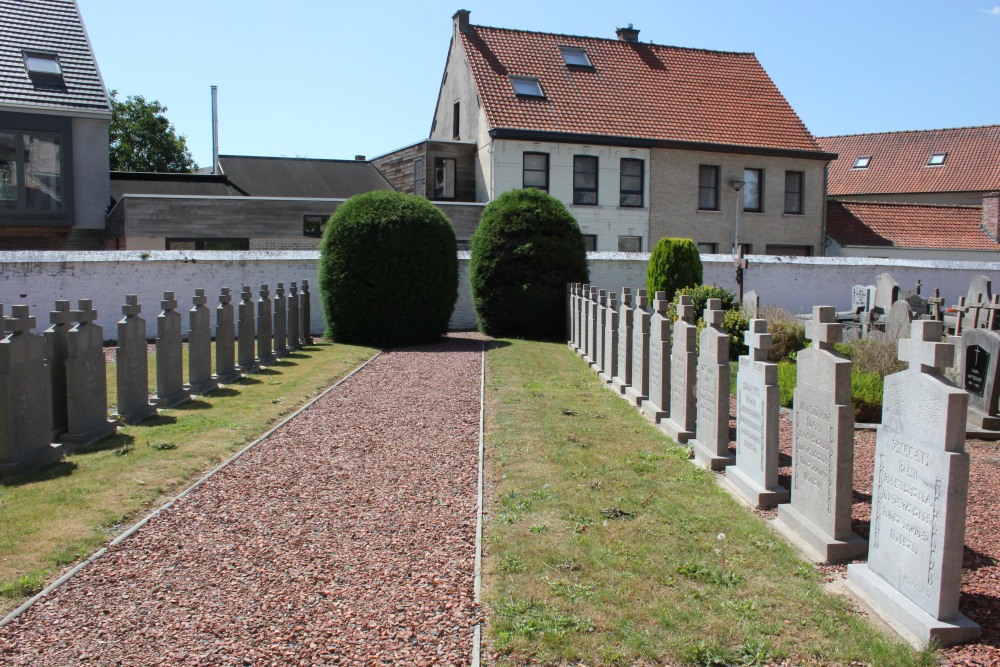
483,339,934,666
0,341,375,615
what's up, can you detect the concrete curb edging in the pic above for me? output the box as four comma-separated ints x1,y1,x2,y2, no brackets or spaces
0,350,383,630
471,340,486,667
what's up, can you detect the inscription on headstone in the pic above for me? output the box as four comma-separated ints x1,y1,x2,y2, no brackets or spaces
624,290,650,407
959,328,1000,430
642,292,671,424
662,295,699,441
690,299,733,470
599,292,619,384
611,288,633,394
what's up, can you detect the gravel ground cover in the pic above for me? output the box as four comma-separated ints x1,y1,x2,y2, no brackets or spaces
724,396,1000,666
2,333,484,666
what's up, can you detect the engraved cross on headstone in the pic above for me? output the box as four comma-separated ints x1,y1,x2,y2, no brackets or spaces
898,319,953,374
192,288,207,307
704,298,724,330
805,305,841,352
926,288,945,322
50,300,73,326
7,304,36,334
219,287,232,305
744,319,772,362
122,294,141,318
71,299,98,325
676,295,694,323
161,291,178,312
241,285,253,303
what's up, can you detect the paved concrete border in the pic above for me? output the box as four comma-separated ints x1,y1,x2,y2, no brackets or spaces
471,339,486,667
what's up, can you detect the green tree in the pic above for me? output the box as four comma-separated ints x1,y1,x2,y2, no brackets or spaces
109,90,197,172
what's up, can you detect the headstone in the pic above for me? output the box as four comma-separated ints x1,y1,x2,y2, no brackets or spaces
598,292,619,384
257,284,275,365
565,283,573,344
886,300,914,341
591,290,607,374
624,290,650,406
60,300,117,446
300,279,313,345
641,291,671,424
846,320,980,648
215,287,240,384
742,289,760,319
874,273,901,314
273,283,288,358
982,294,1000,331
965,275,992,312
44,300,73,437
237,285,257,372
0,305,61,478
952,297,969,337
690,299,734,470
862,285,878,338
186,289,218,395
151,292,191,408
570,283,582,352
577,283,590,358
959,328,1000,430
113,295,157,424
773,306,866,563
611,288,633,395
662,293,697,438
287,281,300,351
587,286,599,366
723,319,789,508
852,285,872,315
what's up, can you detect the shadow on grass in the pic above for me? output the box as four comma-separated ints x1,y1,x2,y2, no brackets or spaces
250,368,281,376
2,459,78,487
233,376,262,385
134,414,178,427
204,387,240,398
172,399,212,411
69,432,137,456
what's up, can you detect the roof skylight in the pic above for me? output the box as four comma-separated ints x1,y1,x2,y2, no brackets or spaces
559,46,593,68
853,156,871,169
510,76,545,98
928,152,947,166
23,51,62,76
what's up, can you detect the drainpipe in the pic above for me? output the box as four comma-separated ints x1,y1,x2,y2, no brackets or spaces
821,162,829,257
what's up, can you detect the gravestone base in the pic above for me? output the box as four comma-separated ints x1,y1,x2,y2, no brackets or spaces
0,443,63,479
772,505,866,564
722,466,788,508
214,369,242,385
640,402,667,424
967,409,1000,431
623,386,647,407
659,416,692,443
598,369,615,385
113,401,157,426
151,387,191,409
186,376,219,396
59,419,117,448
610,377,629,395
690,440,734,471
845,564,980,649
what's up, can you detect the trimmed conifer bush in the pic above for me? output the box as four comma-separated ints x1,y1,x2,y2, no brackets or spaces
469,189,589,339
318,191,457,347
646,238,703,302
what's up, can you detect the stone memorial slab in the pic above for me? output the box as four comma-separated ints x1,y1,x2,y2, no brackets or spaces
44,300,72,438
874,273,901,314
570,283,582,351
152,292,191,408
966,275,992,311
257,284,275,365
773,306,866,563
743,290,760,319
566,283,573,344
846,320,980,648
642,292,672,424
0,305,61,478
215,287,240,384
186,289,218,396
624,290,650,406
577,283,590,358
60,300,117,446
591,290,607,374
723,319,788,508
237,285,258,372
288,282,301,351
959,328,1000,430
301,279,313,345
599,292,619,384
886,300,913,341
113,295,157,424
611,288,633,395
690,299,734,470
660,294,696,439
852,285,872,314
273,283,288,358
587,286,599,366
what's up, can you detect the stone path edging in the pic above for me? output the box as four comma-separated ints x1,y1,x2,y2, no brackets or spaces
472,339,486,667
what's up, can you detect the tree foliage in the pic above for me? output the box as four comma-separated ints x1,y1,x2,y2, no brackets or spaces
109,90,197,172
646,237,703,302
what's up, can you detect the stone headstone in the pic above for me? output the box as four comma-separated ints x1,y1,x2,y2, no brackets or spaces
874,273,901,314
662,294,699,441
151,292,191,408
591,290,607,374
927,288,946,323
723,319,789,508
773,306,866,563
288,281,301,351
959,328,1000,430
852,285,873,314
886,300,913,341
611,288,633,395
237,285,257,372
186,289,218,396
257,284,275,365
598,292,619,385
965,275,992,311
982,294,1000,331
0,305,61,478
565,283,573,344
846,320,980,648
587,286,599,366
570,283,583,352
113,295,157,424
60,300,117,446
44,300,73,437
301,279,313,345
742,290,760,319
273,283,288,358
577,284,590,358
215,287,240,384
690,299,733,470
624,290,650,406
641,292,671,423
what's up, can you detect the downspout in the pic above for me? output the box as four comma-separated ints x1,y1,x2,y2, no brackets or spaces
489,137,495,201
820,161,829,257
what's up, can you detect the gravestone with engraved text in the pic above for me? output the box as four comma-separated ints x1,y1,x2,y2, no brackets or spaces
690,299,734,470
611,288,633,394
959,328,1000,430
624,290,650,406
113,295,157,424
152,292,191,408
641,291,671,423
60,300,117,446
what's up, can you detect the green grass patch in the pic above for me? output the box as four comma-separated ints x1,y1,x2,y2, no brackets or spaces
484,339,931,666
0,341,375,616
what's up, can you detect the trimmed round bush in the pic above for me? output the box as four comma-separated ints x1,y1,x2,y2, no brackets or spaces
646,238,703,302
469,189,589,339
318,191,457,347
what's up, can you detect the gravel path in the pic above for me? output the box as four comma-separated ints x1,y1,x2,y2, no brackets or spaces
2,333,484,666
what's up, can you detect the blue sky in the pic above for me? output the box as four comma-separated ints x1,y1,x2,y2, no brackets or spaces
77,0,1000,169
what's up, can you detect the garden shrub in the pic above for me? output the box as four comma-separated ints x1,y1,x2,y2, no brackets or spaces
852,370,884,423
723,308,751,360
469,188,588,339
667,284,737,322
318,191,457,347
849,331,908,377
777,361,797,408
646,238,702,302
760,305,808,363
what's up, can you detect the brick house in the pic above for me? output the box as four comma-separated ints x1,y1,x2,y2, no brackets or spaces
385,10,835,255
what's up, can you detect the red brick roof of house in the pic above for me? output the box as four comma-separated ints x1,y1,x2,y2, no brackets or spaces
826,200,1000,250
818,126,1000,197
458,23,825,155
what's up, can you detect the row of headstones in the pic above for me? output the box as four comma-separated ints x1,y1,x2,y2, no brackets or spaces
567,283,979,648
0,281,313,480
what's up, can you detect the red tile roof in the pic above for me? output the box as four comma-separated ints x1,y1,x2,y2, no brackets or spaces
827,200,1000,250
818,126,1000,196
459,25,824,155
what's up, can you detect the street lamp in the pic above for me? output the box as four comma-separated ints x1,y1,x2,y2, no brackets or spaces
729,179,747,301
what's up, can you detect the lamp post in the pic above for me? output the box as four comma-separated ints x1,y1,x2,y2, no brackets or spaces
729,179,747,302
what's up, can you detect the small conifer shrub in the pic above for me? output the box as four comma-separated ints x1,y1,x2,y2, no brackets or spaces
646,238,703,302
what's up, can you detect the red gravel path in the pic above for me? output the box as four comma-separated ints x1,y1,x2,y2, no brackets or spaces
2,334,484,666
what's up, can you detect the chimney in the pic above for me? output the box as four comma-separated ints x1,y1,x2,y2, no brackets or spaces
210,85,219,175
453,9,471,34
354,155,366,161
983,192,1000,240
616,23,639,42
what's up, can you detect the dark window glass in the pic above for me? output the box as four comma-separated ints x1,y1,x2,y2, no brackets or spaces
698,165,719,210
510,76,544,97
765,244,811,256
0,130,63,213
620,158,643,207
784,171,804,214
434,157,455,199
573,155,598,205
303,214,330,237
166,238,249,250
697,242,718,254
452,102,460,139
743,168,763,212
583,234,597,252
618,235,641,252
523,152,549,191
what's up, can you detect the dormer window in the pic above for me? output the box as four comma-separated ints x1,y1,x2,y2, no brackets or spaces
928,152,947,166
23,51,62,76
510,76,544,98
559,46,593,68
853,156,871,169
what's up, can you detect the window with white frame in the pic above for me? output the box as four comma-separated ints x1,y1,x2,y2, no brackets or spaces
619,158,644,207
573,155,598,205
523,152,549,191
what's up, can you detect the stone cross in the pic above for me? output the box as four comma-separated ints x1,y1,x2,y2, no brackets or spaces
898,319,955,373
662,293,698,442
983,294,1000,331
46,300,73,437
927,288,945,322
215,287,240,384
288,282,300,351
300,279,313,345
122,294,141,318
641,291,671,424
690,298,733,471
152,291,190,408
257,284,274,365
60,300,117,446
624,289,650,407
805,306,842,351
113,295,157,425
744,319,772,362
187,289,218,396
6,305,36,334
953,296,968,336
273,283,288,357
237,285,257,372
